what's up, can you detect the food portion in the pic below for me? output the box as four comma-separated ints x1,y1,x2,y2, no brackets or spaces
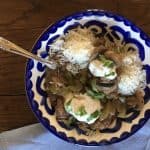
89,55,117,80
64,93,102,124
62,28,96,66
45,27,146,135
118,51,146,95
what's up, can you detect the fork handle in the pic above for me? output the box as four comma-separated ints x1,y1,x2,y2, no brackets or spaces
0,37,56,69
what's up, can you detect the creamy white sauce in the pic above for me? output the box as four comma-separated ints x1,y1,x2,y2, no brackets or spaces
89,59,117,80
64,93,102,124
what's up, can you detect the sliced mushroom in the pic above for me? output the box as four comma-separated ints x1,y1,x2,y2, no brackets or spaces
96,78,118,94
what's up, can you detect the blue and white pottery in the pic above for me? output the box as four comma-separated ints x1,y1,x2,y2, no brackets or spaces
25,9,150,146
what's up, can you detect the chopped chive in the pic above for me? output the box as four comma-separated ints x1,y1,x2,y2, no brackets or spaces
86,88,96,97
87,110,100,122
103,60,114,68
99,55,107,63
66,99,72,106
91,79,98,92
99,54,114,68
94,92,105,99
64,99,72,112
75,106,87,116
105,72,115,77
86,88,105,100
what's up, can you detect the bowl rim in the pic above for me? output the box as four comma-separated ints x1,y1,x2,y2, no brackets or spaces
25,9,150,146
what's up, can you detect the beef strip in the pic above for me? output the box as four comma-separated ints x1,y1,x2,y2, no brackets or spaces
90,115,115,130
55,96,69,121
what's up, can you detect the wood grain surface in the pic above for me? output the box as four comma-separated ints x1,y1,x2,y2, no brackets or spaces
0,0,150,132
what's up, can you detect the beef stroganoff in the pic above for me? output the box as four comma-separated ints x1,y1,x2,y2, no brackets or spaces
44,27,146,135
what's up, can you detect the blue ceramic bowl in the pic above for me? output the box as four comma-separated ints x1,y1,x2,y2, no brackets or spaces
25,9,150,146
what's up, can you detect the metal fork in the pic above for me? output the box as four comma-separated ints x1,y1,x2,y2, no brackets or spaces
0,37,57,69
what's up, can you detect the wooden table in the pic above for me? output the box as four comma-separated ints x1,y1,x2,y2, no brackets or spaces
0,0,150,132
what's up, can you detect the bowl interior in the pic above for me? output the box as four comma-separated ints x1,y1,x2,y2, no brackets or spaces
26,10,150,146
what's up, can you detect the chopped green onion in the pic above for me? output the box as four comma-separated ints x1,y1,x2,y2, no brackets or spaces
99,54,114,68
105,72,115,77
86,88,96,97
91,79,99,92
64,99,72,112
94,92,105,100
86,88,105,100
103,60,114,68
87,110,100,122
75,106,87,116
66,99,72,106
99,55,107,62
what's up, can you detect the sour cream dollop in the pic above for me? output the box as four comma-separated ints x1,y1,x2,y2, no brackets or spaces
64,93,102,124
89,59,117,80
